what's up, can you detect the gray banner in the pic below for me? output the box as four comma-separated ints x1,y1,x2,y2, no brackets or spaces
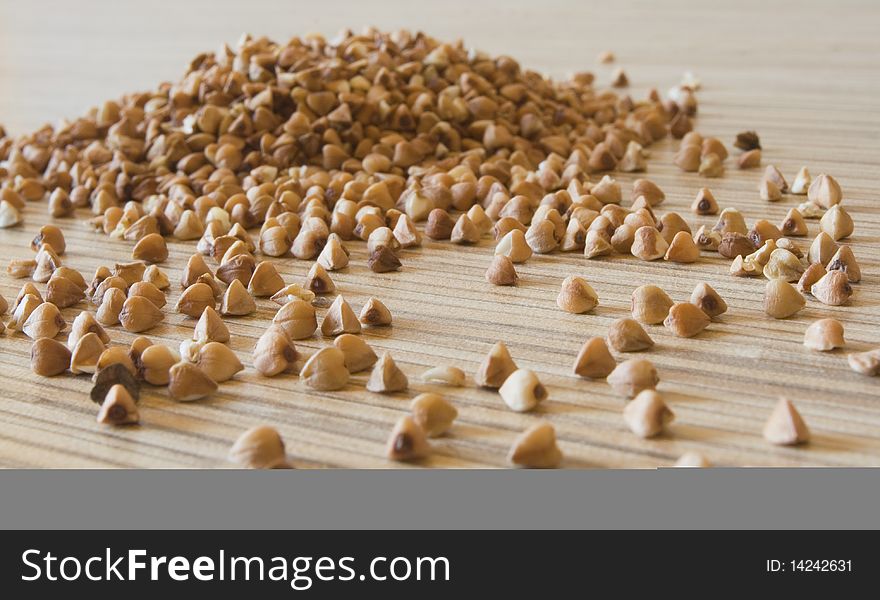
1,470,878,530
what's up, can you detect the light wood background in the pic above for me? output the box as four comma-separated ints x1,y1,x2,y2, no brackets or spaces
0,0,877,468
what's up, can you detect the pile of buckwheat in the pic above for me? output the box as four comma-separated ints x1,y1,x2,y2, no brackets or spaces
0,29,873,468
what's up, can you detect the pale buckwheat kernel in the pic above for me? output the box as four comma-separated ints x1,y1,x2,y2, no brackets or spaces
229,426,289,469
386,416,430,462
334,334,378,373
305,263,336,296
96,384,139,426
301,347,349,391
691,188,718,215
69,332,106,375
271,284,315,306
317,234,350,271
495,229,532,263
807,231,837,265
366,353,408,393
410,393,458,437
422,365,466,387
499,369,547,413
583,229,613,258
763,280,805,319
557,275,598,314
220,279,256,316
826,246,860,283
359,297,392,327
847,349,880,377
791,167,812,195
321,295,361,337
631,226,668,261
176,282,216,318
803,319,845,352
127,281,166,309
607,358,659,398
93,288,123,326
168,361,217,401
194,306,230,344
248,261,285,297
810,271,852,306
675,452,711,468
475,341,518,388
137,344,179,386
763,398,810,445
97,347,137,377
631,284,673,325
759,179,782,202
508,422,562,468
623,390,674,438
22,301,66,340
253,325,299,377
67,310,110,348
819,205,854,241
797,262,826,293
807,174,842,209
664,230,700,263
763,248,804,282
194,342,243,383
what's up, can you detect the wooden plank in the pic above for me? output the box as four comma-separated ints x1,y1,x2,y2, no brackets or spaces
0,0,878,467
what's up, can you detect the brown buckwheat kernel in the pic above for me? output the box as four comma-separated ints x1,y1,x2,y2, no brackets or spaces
572,337,616,379
631,285,673,325
486,255,518,286
690,282,728,318
606,318,654,352
118,295,164,332
31,338,71,376
664,303,710,338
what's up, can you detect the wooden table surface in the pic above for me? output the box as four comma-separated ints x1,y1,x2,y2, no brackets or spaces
0,0,878,468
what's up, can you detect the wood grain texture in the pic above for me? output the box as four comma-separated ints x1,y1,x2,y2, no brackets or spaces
0,0,877,468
